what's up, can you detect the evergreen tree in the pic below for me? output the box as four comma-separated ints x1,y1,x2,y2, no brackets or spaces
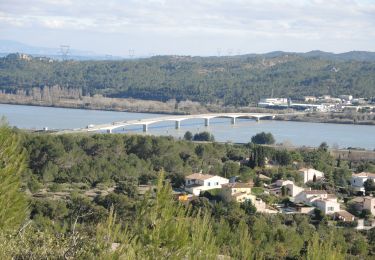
0,121,28,231
183,131,193,141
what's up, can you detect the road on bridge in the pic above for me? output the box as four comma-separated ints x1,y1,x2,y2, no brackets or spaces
56,112,305,134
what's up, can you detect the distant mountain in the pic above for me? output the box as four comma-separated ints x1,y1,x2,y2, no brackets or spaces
0,39,124,60
257,50,375,62
1,39,375,61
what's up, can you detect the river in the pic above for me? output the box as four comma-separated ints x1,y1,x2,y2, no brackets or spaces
1,103,374,150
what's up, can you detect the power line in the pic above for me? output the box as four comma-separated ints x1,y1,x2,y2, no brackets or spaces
60,45,70,61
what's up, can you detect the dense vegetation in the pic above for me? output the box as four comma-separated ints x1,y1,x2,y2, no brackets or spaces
251,132,275,145
1,53,375,106
1,125,375,258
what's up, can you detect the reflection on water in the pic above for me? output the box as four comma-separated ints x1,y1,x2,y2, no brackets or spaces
1,103,374,150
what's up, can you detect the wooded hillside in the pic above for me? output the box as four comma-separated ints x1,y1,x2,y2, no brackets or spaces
1,52,375,106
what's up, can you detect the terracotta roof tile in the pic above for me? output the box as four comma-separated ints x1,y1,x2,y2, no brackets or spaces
304,190,327,195
222,182,253,189
352,172,375,178
186,173,215,180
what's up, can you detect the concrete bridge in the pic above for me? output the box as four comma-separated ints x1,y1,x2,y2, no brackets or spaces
64,112,297,134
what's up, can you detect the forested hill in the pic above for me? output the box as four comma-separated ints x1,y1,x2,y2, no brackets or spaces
1,51,375,106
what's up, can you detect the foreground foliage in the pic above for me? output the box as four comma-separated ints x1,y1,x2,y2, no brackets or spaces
0,129,374,258
0,121,27,231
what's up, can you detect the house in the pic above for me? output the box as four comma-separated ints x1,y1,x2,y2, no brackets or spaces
219,182,276,213
221,182,253,195
298,168,324,183
294,190,340,214
351,172,375,192
334,210,355,222
185,173,229,196
220,182,253,203
353,196,375,216
268,180,304,198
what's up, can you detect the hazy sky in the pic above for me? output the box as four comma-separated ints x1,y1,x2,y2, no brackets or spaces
1,0,375,56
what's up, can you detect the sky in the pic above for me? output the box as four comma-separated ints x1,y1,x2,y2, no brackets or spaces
0,0,375,56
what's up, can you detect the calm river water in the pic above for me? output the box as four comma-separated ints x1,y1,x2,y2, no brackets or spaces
1,104,374,150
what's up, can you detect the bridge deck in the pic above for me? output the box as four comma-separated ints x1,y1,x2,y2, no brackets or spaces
56,112,304,134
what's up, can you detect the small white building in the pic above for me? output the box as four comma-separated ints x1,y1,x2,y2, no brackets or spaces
299,168,324,183
339,95,353,101
351,172,375,192
185,173,229,196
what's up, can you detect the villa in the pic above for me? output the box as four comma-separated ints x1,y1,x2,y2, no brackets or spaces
219,182,277,213
350,196,375,216
294,190,340,214
351,172,375,192
185,173,229,196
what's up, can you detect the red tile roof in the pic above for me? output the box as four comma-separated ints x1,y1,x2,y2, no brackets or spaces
335,210,355,221
186,173,215,181
222,182,253,189
304,190,327,195
352,172,375,178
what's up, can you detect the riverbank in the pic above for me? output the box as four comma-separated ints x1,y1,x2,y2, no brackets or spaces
0,92,288,115
1,93,374,125
262,144,375,160
274,112,375,125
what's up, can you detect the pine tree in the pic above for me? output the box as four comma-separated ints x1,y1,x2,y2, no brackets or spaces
305,233,344,260
0,121,28,231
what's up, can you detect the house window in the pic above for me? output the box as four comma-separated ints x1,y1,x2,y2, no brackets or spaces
188,180,190,184
208,182,211,186
328,207,334,211
215,182,219,185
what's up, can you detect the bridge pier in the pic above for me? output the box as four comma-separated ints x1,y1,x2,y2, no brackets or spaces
231,117,236,125
175,120,181,130
256,117,260,122
143,124,148,132
107,129,112,134
204,118,210,127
